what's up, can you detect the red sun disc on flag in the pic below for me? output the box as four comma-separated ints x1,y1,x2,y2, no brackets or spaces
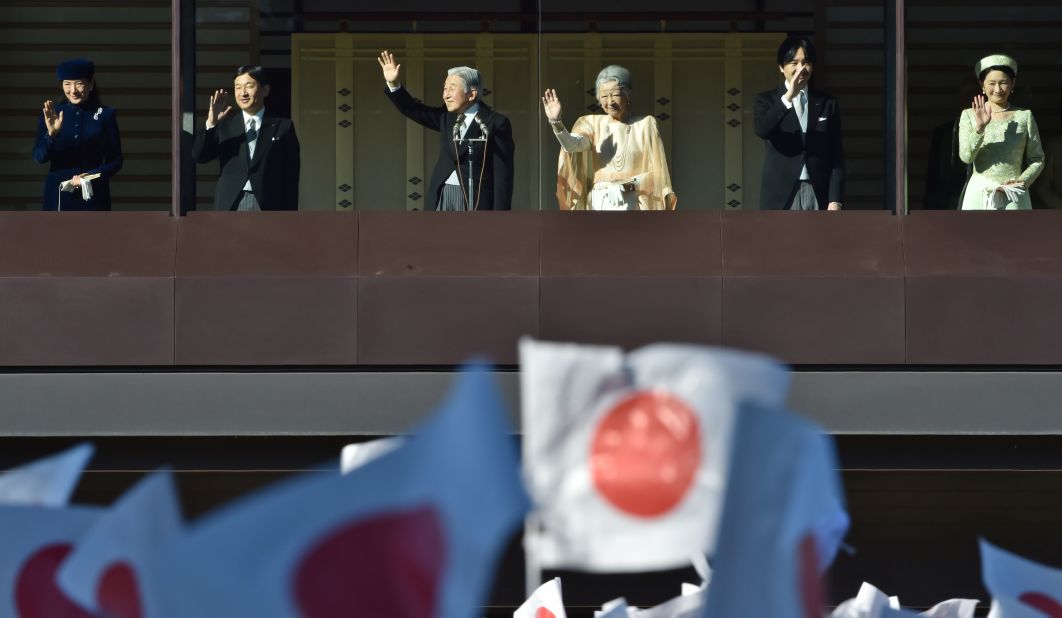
590,390,701,518
96,561,143,618
14,543,94,618
1019,591,1062,618
293,506,446,618
535,607,557,618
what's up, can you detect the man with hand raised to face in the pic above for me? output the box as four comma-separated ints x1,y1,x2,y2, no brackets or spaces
754,36,845,211
378,50,514,211
193,65,301,211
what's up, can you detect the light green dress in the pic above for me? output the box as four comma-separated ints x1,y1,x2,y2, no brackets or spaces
958,107,1044,210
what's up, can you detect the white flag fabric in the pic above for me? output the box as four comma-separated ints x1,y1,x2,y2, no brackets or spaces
0,504,101,617
596,598,633,618
514,577,567,618
703,402,849,618
57,470,183,618
982,539,1062,618
520,338,790,571
0,443,93,507
832,582,901,617
340,437,405,474
922,598,978,618
155,365,529,618
631,553,710,618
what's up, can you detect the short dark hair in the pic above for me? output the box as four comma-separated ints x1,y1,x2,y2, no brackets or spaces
978,65,1016,82
233,65,269,87
777,36,817,67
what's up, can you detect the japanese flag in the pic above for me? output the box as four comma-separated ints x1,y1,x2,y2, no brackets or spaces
154,365,529,618
520,338,790,571
982,539,1062,618
56,470,183,618
0,444,93,507
702,402,849,618
514,577,566,618
0,504,101,617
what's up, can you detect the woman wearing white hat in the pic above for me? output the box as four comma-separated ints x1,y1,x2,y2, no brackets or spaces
958,54,1044,210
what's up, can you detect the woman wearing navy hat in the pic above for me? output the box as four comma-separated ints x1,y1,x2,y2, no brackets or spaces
32,58,123,211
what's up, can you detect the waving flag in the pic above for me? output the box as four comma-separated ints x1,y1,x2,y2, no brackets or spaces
703,402,848,618
57,470,183,618
0,505,101,617
982,540,1062,618
0,444,93,507
520,338,790,572
515,577,567,618
155,365,529,618
832,582,901,617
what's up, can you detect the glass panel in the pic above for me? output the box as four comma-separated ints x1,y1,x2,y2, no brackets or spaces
1,2,171,211
907,0,1061,211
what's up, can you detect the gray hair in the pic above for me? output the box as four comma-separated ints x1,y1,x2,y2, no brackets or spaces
446,66,481,94
595,65,632,96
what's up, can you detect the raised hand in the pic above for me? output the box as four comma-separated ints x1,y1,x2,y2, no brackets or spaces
541,89,563,122
971,94,992,133
378,51,401,86
785,67,810,101
207,89,233,127
42,100,63,137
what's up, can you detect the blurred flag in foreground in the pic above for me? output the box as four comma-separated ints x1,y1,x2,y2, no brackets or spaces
0,443,93,507
703,402,849,618
0,504,100,617
832,582,977,618
982,539,1062,618
57,470,183,618
515,577,566,618
520,338,789,572
156,365,529,618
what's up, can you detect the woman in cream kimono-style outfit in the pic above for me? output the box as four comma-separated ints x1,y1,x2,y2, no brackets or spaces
542,65,677,211
959,54,1044,210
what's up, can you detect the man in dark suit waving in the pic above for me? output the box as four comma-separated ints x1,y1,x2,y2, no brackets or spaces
754,37,844,211
193,65,300,211
378,50,514,211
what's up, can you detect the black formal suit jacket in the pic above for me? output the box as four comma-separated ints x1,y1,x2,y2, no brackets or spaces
385,86,514,210
754,86,845,210
192,112,301,211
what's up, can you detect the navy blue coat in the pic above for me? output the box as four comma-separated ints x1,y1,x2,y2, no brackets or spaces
32,100,123,211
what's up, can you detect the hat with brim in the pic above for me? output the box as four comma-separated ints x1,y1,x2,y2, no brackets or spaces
57,58,95,81
975,54,1017,78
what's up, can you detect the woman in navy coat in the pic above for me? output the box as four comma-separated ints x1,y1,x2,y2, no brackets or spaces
32,58,123,211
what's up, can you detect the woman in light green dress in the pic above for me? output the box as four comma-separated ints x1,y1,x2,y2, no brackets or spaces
959,54,1044,210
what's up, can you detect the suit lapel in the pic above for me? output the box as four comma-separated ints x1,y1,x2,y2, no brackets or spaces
249,116,278,169
806,92,824,137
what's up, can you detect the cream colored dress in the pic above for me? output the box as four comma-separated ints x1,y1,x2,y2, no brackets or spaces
958,107,1044,210
556,114,676,211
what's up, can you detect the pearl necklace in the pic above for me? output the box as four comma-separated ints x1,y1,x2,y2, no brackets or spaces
609,121,633,172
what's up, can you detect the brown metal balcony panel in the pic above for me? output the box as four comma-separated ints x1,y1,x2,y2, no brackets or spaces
0,277,174,366
174,276,357,366
176,212,357,277
174,212,358,365
905,212,1062,364
539,276,722,349
721,211,905,364
723,277,906,364
358,211,540,277
357,276,538,366
0,212,176,366
540,211,722,276
0,212,176,277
